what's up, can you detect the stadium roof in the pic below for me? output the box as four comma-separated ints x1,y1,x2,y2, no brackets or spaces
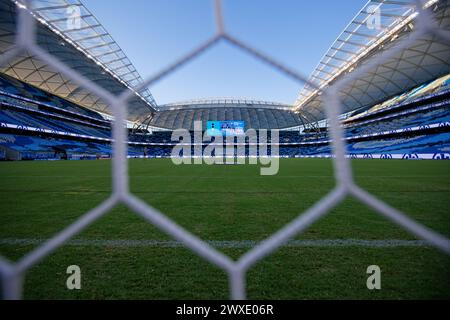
147,99,315,131
2,0,449,125
296,0,450,120
149,105,308,131
0,0,157,121
159,98,293,111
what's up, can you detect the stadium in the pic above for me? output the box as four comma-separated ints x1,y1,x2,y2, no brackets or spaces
0,0,449,301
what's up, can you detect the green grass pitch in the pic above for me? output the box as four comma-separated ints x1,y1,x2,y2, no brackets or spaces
0,158,449,299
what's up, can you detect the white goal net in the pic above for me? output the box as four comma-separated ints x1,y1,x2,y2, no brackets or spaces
0,0,449,300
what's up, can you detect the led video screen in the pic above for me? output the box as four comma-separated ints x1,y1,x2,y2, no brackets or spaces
206,121,245,136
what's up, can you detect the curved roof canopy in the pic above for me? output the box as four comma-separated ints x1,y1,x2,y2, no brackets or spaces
296,0,450,120
149,100,308,131
160,98,293,111
0,0,156,120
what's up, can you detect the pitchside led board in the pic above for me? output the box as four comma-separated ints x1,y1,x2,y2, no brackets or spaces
206,121,245,136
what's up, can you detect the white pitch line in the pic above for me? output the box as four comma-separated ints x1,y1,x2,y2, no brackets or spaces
0,238,430,248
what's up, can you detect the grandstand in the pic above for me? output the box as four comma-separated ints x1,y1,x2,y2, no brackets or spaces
1,70,449,160
0,0,449,301
0,0,449,161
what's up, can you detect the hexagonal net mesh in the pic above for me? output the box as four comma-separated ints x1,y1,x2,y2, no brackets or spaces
0,0,449,300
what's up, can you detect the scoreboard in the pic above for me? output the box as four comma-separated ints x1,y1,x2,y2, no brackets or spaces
206,121,245,136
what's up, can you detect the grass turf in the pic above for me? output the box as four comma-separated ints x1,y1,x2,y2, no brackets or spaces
0,158,449,299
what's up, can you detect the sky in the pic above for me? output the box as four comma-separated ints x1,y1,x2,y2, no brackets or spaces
82,0,368,105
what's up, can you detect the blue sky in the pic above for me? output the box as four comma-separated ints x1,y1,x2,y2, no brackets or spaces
82,0,368,105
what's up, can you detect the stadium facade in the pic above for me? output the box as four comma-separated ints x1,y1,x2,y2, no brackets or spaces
0,0,449,161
